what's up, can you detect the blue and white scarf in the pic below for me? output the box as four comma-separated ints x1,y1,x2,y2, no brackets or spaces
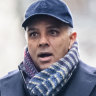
19,41,79,96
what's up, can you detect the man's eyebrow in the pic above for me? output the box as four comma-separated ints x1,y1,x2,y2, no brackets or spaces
27,27,36,32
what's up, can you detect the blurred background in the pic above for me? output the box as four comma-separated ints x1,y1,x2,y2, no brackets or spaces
0,0,96,77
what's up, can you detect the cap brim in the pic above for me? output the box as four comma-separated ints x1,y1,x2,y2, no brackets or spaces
22,13,73,28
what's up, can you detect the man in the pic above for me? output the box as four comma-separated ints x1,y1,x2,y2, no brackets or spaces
0,0,96,96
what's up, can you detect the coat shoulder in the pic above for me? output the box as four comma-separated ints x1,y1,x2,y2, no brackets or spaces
79,60,96,78
0,70,19,80
0,70,25,96
0,70,21,88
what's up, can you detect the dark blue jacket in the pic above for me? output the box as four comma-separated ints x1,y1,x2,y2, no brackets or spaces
0,61,96,96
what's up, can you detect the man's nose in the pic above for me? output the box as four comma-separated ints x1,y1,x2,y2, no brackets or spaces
38,35,49,47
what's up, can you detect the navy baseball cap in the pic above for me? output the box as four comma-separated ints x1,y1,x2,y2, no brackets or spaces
22,0,73,28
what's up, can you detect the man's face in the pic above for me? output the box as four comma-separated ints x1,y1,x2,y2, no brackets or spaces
26,16,76,71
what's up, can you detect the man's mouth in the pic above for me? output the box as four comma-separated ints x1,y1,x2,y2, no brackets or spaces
38,52,53,62
38,52,52,58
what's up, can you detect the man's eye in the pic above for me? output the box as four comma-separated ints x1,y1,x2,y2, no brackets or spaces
49,30,59,36
29,32,39,38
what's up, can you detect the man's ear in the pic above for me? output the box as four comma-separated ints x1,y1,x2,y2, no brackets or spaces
69,32,77,49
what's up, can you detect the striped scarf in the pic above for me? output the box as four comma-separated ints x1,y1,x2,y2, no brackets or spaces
19,41,79,96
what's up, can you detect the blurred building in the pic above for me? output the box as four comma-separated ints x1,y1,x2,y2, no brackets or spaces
0,0,25,77
0,0,96,77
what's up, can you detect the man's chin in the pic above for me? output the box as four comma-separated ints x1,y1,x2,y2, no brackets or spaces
37,62,53,71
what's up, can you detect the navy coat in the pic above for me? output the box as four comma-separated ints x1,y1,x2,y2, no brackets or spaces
0,60,96,96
